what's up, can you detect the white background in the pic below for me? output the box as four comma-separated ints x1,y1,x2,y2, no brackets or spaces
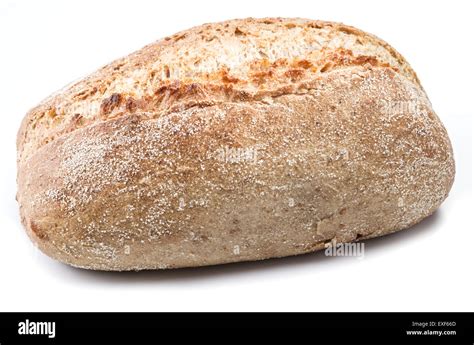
0,0,472,312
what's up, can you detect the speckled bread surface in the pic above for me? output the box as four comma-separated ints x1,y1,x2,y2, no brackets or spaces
17,18,454,270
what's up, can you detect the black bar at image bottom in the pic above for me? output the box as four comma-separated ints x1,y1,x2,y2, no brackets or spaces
0,312,473,345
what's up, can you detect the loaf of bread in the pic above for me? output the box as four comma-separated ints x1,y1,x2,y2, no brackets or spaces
17,18,455,270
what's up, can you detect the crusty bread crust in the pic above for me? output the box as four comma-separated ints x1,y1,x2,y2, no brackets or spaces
17,18,420,162
17,18,454,270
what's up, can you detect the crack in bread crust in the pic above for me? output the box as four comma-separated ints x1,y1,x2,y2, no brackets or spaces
17,17,420,163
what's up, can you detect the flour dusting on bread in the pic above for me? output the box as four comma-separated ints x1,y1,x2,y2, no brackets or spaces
17,18,454,270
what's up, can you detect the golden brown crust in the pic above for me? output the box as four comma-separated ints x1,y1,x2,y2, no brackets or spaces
17,18,421,163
